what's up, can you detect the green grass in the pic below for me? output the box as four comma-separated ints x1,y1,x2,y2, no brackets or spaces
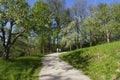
0,55,43,80
60,41,120,80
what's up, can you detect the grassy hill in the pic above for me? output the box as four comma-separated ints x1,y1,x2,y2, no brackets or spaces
60,41,120,80
0,55,43,80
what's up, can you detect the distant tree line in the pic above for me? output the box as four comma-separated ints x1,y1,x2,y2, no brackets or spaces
60,1,120,50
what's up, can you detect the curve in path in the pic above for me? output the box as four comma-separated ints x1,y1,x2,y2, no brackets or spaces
39,52,91,80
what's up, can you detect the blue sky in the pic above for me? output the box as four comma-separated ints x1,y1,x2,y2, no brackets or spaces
27,0,120,8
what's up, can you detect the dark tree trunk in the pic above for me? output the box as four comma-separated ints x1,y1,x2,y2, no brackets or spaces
1,29,25,60
69,45,71,51
89,31,93,46
90,36,92,47
42,46,45,55
3,47,10,60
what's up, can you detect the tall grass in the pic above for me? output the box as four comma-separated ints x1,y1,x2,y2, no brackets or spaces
0,55,43,80
60,41,120,80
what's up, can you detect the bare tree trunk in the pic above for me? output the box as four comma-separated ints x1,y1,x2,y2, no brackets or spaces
48,37,51,52
70,45,71,51
90,41,92,47
42,46,45,55
106,29,110,43
89,30,93,46
3,47,10,60
2,22,13,59
90,36,93,46
80,44,82,48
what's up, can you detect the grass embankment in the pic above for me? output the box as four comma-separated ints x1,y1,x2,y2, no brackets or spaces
0,55,43,80
60,41,120,80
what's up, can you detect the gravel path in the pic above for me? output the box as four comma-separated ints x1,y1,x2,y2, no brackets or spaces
39,52,91,80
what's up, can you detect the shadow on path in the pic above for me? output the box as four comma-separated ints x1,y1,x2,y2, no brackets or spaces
39,52,91,80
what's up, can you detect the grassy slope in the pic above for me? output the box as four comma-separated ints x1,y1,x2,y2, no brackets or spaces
60,41,120,80
0,55,43,80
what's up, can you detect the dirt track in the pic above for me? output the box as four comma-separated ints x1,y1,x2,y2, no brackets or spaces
39,52,91,80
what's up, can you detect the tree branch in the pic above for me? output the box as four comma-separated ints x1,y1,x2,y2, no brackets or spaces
1,23,6,47
10,30,25,47
7,21,13,46
11,32,20,35
0,35,2,38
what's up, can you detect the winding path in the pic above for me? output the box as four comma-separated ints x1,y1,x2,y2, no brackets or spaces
39,52,91,80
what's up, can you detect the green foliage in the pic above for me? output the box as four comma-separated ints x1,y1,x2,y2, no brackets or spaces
31,0,52,53
10,39,30,58
60,41,120,80
0,55,43,80
60,21,76,49
82,3,120,45
0,0,29,25
32,0,51,31
0,0,30,59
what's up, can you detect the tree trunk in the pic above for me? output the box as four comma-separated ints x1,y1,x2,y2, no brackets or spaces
42,46,45,55
106,29,110,43
48,37,51,52
70,45,71,51
89,30,93,46
90,41,92,47
80,44,82,48
90,36,92,46
76,44,79,49
3,47,10,60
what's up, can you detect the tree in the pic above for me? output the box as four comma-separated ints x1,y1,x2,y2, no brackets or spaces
83,16,101,46
31,0,52,54
83,4,102,46
46,0,66,48
111,4,120,40
60,21,76,51
97,4,112,43
0,0,29,59
70,0,88,48
97,4,120,43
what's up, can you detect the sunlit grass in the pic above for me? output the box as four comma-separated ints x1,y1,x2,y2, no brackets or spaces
60,41,120,80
